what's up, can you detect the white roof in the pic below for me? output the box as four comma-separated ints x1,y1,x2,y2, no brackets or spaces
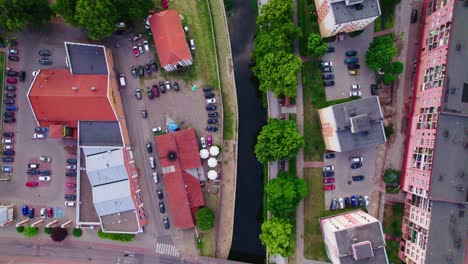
92,180,135,216
85,148,128,186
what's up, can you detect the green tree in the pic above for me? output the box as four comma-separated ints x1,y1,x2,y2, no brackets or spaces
391,61,404,75
196,208,215,231
384,169,400,184
51,227,68,242
259,218,295,257
23,226,39,238
306,32,327,57
382,73,396,85
252,29,291,61
44,227,53,234
0,0,53,32
52,0,78,26
365,35,398,71
257,0,294,29
266,171,309,218
254,119,305,163
113,0,154,20
73,228,83,237
16,226,24,233
75,0,118,40
253,51,302,97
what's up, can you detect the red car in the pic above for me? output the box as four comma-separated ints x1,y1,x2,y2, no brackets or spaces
152,84,160,97
25,181,39,187
66,183,76,188
207,133,212,146
132,46,139,57
162,0,168,9
47,207,53,218
7,78,18,84
323,178,335,184
323,184,335,191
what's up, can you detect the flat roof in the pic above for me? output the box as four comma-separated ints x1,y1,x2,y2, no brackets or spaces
78,149,100,223
426,201,467,264
443,0,468,115
332,96,386,151
79,121,123,147
340,248,388,264
101,210,140,233
331,0,381,24
65,42,108,75
92,180,135,216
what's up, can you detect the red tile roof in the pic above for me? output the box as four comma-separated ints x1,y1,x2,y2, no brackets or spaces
155,128,204,229
28,69,117,127
149,10,192,67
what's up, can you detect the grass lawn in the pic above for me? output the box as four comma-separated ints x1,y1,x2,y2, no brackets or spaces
383,204,403,236
303,168,367,261
200,190,218,256
298,0,319,56
374,0,401,32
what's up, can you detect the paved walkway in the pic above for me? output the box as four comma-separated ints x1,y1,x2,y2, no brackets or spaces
303,161,324,168
373,28,394,37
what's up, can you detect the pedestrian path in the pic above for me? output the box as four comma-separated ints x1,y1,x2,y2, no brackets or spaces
303,161,324,168
155,243,180,257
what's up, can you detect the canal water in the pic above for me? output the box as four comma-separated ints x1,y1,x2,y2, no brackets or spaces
227,0,267,263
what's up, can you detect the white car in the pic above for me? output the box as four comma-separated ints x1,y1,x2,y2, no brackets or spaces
39,156,51,163
64,201,76,207
66,165,77,170
189,39,195,51
350,157,363,163
145,15,152,29
137,43,144,54
149,157,155,169
39,176,51,181
206,98,216,104
33,133,46,139
28,163,39,169
3,145,13,150
32,70,39,77
338,197,344,209
351,84,360,90
2,139,13,144
321,61,333,67
165,81,171,91
153,172,159,184
322,165,334,172
349,91,362,97
143,41,150,52
200,137,206,148
152,127,162,133
40,208,46,219
364,195,370,206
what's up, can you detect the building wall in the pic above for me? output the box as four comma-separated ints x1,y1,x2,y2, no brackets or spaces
399,0,456,262
318,107,341,151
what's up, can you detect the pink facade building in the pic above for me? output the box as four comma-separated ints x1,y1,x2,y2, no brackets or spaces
399,0,467,263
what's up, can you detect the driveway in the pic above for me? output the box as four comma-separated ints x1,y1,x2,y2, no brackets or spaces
322,26,375,100
322,146,378,209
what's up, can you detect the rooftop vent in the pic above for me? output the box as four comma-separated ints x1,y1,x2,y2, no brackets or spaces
456,43,461,51
72,86,79,91
168,151,177,161
90,87,96,91
443,130,449,138
456,185,465,192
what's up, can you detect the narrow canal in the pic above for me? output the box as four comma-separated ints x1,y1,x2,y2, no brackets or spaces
227,0,267,263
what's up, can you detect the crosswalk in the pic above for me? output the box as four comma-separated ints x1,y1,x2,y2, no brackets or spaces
155,243,180,257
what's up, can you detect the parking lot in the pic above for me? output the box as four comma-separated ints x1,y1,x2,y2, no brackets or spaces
322,27,375,100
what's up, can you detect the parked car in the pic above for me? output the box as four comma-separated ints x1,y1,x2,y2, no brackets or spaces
152,85,160,97
150,60,158,72
28,208,35,218
5,93,16,99
4,99,15,105
8,55,19,61
152,127,162,133
320,61,333,67
66,165,76,170
146,142,153,153
206,98,216,104
147,88,154,100
135,88,142,100
159,201,166,213
338,197,344,209
38,170,51,176
345,50,358,57
322,66,333,72
364,195,370,206
138,66,144,76
325,153,335,159
40,156,52,163
3,145,13,150
32,133,46,139
322,74,335,80
156,189,164,199
131,66,137,78
47,208,54,217
326,46,335,53
200,137,206,148
39,50,52,56
323,178,335,184
324,184,336,191
6,105,18,111
349,91,362,97
35,127,48,133
4,112,15,117
132,46,139,56
66,172,77,177
349,70,360,76
208,112,219,118
6,78,17,84
28,163,39,169
19,71,25,82
206,104,217,111
38,176,51,181
65,201,76,207
3,132,14,137
411,10,418,24
2,138,13,144
347,63,360,70
358,195,364,206
143,41,150,52
22,205,29,216
145,64,152,75
330,198,338,211
163,217,170,229
352,175,365,181
350,156,363,163
205,93,215,99
350,162,362,169
207,133,213,146
141,108,148,118
65,194,77,200
370,84,378,95
132,34,143,41
6,86,16,91
173,81,179,91
2,166,12,173
159,81,166,93
26,181,39,187
38,58,52,65
2,157,14,162
344,57,359,64
206,126,218,132
323,171,335,177
67,159,77,164
351,84,361,90
345,197,351,208
6,70,18,77
149,157,156,169
153,172,159,184
165,81,171,91
137,43,144,54
322,165,334,172
203,86,214,92
4,117,16,123
27,169,38,175
324,80,335,86
351,195,357,207
207,119,218,125
8,48,18,55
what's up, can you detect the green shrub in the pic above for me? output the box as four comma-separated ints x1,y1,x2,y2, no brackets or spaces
73,228,82,237
23,226,39,238
196,208,215,231
16,226,25,233
384,168,400,184
385,124,395,138
44,227,52,234
97,229,134,242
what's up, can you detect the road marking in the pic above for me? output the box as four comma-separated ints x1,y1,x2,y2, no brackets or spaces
155,243,179,257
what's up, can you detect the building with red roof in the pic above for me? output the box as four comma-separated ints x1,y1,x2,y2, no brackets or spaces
149,10,193,72
155,128,205,229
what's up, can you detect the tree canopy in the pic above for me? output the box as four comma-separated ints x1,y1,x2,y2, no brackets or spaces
259,218,295,257
252,29,290,61
195,207,215,231
257,0,294,30
366,35,405,84
255,119,305,163
23,226,39,238
307,32,327,58
266,171,309,218
253,51,302,97
75,0,118,40
50,227,68,242
52,0,78,26
0,0,53,32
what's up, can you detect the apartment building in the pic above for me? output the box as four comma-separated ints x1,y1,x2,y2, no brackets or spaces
314,0,381,37
399,0,467,263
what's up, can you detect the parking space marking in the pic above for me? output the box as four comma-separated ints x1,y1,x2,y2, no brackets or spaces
155,243,179,257
53,206,64,218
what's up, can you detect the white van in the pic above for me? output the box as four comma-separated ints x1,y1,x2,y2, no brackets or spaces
153,172,159,184
119,73,126,87
149,157,156,170
189,39,195,51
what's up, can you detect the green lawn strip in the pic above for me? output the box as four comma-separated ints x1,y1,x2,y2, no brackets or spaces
298,0,319,56
376,0,401,31
200,192,218,256
386,240,401,264
383,204,403,236
303,168,367,260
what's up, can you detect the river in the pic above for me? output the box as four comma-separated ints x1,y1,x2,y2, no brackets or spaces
226,0,267,263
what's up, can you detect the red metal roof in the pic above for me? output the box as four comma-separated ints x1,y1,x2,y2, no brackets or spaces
149,10,192,67
155,128,205,229
28,69,116,127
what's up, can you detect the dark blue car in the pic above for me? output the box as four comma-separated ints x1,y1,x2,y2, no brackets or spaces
28,208,35,219
351,195,357,207
22,205,29,216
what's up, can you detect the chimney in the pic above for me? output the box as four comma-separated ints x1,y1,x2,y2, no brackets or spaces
90,87,96,91
72,86,79,91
